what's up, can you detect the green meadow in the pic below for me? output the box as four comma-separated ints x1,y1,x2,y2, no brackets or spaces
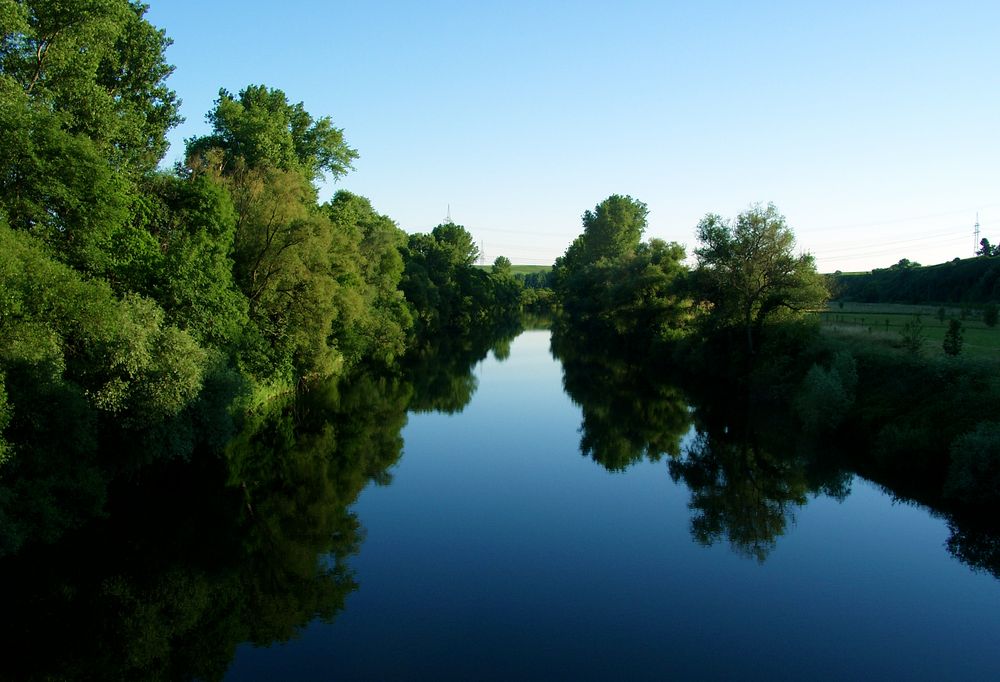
818,302,1000,360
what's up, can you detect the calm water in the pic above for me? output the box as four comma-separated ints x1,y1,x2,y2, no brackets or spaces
224,330,1000,680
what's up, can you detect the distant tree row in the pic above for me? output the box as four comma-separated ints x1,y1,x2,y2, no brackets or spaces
832,257,1000,304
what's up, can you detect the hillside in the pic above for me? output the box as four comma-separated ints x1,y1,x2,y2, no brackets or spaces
831,257,1000,304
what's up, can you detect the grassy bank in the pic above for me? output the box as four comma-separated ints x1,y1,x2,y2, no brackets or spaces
818,302,1000,361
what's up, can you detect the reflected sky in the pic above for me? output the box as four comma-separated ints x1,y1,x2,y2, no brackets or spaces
227,330,1000,681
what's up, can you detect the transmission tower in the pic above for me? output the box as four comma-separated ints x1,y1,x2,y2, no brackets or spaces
974,213,981,255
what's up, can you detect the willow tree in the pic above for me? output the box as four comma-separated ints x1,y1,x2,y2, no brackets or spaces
694,203,827,356
186,85,362,383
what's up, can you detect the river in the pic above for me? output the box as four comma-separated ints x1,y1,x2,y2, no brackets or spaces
220,329,1000,680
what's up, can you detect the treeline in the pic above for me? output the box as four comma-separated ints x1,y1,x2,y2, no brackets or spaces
0,1,520,549
832,256,1000,304
552,195,826,364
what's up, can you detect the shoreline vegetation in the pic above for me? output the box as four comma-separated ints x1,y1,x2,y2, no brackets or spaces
0,1,525,554
1,1,997,558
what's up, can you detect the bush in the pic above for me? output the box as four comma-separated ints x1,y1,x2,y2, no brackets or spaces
794,351,857,433
984,302,998,328
943,319,964,357
898,315,925,354
945,421,1000,506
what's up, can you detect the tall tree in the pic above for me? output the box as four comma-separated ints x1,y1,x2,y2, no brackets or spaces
554,194,648,284
694,203,827,356
187,85,357,184
186,87,361,383
0,0,180,275
553,194,651,325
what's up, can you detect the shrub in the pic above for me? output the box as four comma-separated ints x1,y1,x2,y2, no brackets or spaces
898,315,924,355
794,351,857,433
943,319,964,357
984,302,998,328
945,421,1000,506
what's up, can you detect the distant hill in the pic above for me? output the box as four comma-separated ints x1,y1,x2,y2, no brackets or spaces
831,257,1000,304
474,264,552,274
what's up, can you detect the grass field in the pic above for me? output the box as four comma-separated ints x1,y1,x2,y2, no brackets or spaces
510,265,551,275
474,264,552,274
817,302,1000,360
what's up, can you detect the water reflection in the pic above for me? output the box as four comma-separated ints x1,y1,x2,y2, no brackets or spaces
947,516,1000,579
0,323,511,681
550,323,690,471
1,324,998,680
405,319,522,414
668,430,810,562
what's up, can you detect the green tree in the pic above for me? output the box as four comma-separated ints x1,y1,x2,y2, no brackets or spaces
553,195,652,328
187,85,357,184
0,0,180,278
553,195,647,294
0,220,211,553
0,0,180,172
977,238,999,257
601,239,693,345
400,221,515,334
324,191,413,367
694,203,827,356
898,315,925,354
943,318,963,356
186,87,363,384
492,255,512,277
983,302,998,328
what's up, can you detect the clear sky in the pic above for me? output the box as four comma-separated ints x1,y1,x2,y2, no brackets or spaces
145,0,1000,273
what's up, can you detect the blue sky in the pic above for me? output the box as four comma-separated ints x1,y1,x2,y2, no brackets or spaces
146,1,1000,272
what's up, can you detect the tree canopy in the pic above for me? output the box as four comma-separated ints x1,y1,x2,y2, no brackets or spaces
186,85,357,184
694,203,827,355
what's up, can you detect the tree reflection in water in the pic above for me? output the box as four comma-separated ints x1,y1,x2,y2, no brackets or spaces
553,322,854,563
668,430,810,563
0,322,515,681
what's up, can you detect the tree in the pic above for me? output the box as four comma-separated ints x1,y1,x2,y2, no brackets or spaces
978,238,999,257
324,191,413,367
943,318,964,356
398,221,521,335
0,0,180,172
185,88,363,383
0,1,180,276
983,302,998,328
694,203,827,355
553,195,650,325
491,255,512,277
553,195,648,286
186,85,357,184
889,258,921,270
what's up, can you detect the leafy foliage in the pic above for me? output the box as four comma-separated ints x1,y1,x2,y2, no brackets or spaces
186,84,357,183
943,318,964,356
833,256,1000,304
945,421,1000,506
400,222,520,335
694,203,827,356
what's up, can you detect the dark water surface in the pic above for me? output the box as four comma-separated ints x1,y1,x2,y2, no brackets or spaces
224,330,1000,680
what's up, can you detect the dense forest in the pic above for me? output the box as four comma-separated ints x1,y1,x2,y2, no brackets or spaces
0,1,522,553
